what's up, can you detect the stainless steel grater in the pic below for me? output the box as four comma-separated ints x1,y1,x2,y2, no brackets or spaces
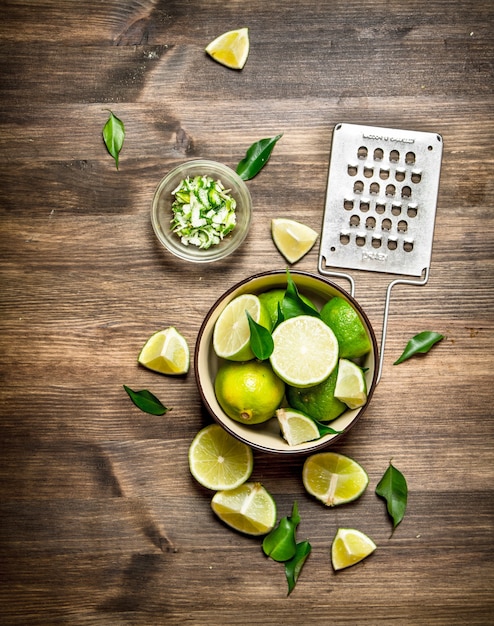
318,123,443,381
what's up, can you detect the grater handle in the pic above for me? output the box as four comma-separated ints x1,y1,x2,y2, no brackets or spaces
318,258,430,384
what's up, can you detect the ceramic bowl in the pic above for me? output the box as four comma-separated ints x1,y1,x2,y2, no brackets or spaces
194,270,379,455
151,159,252,263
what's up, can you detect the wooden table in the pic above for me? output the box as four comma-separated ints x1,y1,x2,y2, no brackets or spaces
1,1,493,623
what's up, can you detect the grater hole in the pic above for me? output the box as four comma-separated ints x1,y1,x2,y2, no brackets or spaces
350,215,360,227
391,204,401,216
374,148,384,160
372,237,382,248
370,182,380,195
398,220,408,233
376,203,386,214
404,240,414,252
354,180,364,193
366,216,376,229
388,238,398,250
395,169,406,182
411,171,422,184
407,205,418,218
386,184,396,197
344,199,354,210
402,185,412,198
358,146,368,159
390,149,400,162
348,164,357,176
382,218,392,231
360,200,370,212
405,151,416,164
364,166,373,178
356,235,366,247
340,233,350,245
379,169,390,180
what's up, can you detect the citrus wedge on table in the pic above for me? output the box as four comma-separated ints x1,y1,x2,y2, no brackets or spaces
334,358,367,409
138,327,189,375
188,424,253,491
331,528,377,571
205,28,250,70
270,315,338,387
302,452,369,506
211,482,277,536
213,293,270,361
271,218,318,264
276,408,320,446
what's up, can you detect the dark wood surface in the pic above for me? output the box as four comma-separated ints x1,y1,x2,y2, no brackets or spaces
1,1,493,624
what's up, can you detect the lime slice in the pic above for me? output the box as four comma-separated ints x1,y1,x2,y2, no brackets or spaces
211,482,277,535
213,293,270,361
276,408,320,446
331,528,377,571
302,452,369,506
270,315,338,387
205,28,250,70
271,218,318,264
334,359,367,409
188,424,254,491
138,327,189,375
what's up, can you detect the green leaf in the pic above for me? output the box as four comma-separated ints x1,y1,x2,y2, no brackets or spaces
262,501,300,562
236,134,283,180
285,540,311,596
246,311,274,360
102,111,125,169
375,461,408,530
313,419,343,436
393,331,444,365
282,269,321,320
123,385,170,416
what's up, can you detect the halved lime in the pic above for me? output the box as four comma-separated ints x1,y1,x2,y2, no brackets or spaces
205,28,250,70
302,452,369,506
270,315,338,387
334,358,367,409
138,327,189,375
188,424,253,491
271,218,318,264
331,528,377,571
211,482,277,535
213,293,270,361
276,408,320,446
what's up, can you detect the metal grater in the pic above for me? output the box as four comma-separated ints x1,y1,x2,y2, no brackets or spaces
318,123,443,381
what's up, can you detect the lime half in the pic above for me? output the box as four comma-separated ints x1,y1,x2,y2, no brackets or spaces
211,482,277,535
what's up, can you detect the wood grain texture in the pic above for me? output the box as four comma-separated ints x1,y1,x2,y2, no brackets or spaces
1,0,493,624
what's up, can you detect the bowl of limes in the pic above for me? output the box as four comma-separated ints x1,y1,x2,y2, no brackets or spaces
195,270,378,455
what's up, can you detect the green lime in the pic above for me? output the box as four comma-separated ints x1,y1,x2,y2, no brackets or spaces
258,288,318,328
320,297,371,359
215,360,285,425
286,365,346,422
303,452,369,506
211,482,277,535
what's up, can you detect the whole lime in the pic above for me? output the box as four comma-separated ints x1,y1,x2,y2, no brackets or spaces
286,366,346,422
215,360,285,425
320,297,371,359
258,288,318,328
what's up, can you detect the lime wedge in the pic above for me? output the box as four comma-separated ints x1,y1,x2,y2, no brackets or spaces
302,452,369,506
138,327,189,375
213,293,270,361
334,358,367,409
276,408,320,446
211,482,277,535
205,28,250,70
188,424,254,491
270,315,338,387
271,218,318,264
331,528,377,571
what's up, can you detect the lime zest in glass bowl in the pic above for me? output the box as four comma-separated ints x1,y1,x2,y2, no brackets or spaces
170,175,237,249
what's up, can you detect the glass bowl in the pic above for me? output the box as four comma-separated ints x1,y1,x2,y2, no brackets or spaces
195,270,379,455
151,160,252,263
